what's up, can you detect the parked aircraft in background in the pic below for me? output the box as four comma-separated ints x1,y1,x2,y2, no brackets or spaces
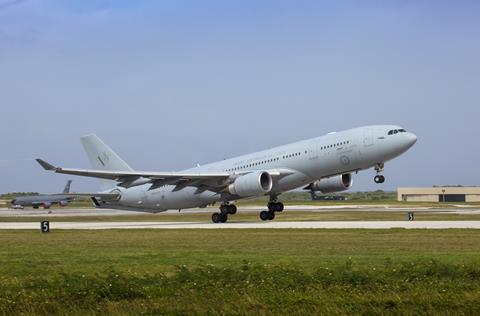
37,125,417,222
11,180,73,209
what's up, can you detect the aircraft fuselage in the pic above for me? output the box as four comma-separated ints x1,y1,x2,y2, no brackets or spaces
110,125,417,212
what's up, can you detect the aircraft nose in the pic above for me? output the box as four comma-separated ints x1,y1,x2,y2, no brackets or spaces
405,132,417,148
11,199,16,205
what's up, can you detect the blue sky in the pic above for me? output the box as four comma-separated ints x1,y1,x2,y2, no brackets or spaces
0,0,479,193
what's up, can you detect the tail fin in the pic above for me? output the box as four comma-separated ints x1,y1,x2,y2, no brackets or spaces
63,180,72,193
80,134,133,190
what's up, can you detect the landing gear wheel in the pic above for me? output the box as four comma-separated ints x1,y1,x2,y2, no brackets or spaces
219,213,228,223
212,212,228,223
268,203,275,212
260,210,270,221
227,204,237,215
220,205,229,215
267,211,275,220
276,202,284,212
374,175,385,184
268,202,284,212
220,204,237,215
212,213,221,223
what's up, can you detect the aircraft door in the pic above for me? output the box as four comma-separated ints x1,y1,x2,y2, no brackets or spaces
363,129,374,147
308,141,320,161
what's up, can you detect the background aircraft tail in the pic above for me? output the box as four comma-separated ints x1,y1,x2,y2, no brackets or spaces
80,134,133,190
63,180,72,193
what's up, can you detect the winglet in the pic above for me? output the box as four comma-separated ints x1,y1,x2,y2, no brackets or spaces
36,159,56,171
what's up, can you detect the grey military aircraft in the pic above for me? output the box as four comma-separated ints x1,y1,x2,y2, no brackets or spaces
36,125,417,222
11,180,73,209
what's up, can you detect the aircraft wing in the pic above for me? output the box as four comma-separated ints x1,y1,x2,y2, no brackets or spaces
36,159,232,192
36,159,295,193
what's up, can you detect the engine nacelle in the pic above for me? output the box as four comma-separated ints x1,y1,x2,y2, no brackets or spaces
309,174,353,194
59,200,69,207
228,171,273,197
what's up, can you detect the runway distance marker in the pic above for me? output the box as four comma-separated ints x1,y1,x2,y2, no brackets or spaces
41,221,50,233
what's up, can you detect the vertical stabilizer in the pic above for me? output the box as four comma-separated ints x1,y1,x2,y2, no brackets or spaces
63,180,72,193
80,134,133,190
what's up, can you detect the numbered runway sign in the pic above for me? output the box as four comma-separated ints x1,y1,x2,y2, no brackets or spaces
41,221,50,233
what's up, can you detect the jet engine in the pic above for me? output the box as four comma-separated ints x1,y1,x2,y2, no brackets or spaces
59,200,69,207
308,174,353,194
228,171,273,197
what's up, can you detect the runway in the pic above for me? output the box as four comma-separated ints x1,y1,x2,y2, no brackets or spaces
2,221,480,230
2,205,479,217
2,205,480,229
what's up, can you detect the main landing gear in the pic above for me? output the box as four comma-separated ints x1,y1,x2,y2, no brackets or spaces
259,201,284,221
211,203,237,223
374,163,385,184
211,200,284,223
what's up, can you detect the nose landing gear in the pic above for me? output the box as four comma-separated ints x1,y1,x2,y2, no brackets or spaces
374,163,386,184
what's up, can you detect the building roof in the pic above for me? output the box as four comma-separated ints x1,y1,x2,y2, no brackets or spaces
398,187,480,194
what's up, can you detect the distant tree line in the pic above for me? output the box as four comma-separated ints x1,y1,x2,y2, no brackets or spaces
0,192,39,200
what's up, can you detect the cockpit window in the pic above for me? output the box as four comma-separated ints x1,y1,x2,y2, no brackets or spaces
388,129,407,135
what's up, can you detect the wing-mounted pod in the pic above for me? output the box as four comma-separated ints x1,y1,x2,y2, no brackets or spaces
228,171,273,197
305,174,353,194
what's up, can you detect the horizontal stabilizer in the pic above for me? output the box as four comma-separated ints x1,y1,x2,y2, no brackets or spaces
36,159,56,170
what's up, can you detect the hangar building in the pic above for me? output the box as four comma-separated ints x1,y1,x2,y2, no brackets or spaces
397,187,480,202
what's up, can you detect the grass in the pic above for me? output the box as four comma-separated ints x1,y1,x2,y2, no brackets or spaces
1,229,480,315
